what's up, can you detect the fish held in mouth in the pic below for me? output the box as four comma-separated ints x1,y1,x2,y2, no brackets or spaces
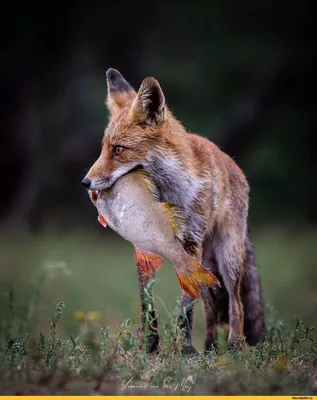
89,169,220,299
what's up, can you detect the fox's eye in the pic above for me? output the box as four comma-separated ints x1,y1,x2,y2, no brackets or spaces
112,145,125,156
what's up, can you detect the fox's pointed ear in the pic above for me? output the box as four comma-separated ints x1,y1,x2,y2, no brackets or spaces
129,77,166,124
106,68,136,118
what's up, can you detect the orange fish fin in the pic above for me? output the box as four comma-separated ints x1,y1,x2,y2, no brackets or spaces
177,261,221,299
160,203,187,240
98,214,108,227
137,169,162,202
135,248,163,275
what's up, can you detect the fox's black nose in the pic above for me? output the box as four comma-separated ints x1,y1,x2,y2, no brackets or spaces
81,177,91,189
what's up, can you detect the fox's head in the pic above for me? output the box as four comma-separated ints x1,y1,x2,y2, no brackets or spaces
82,68,173,191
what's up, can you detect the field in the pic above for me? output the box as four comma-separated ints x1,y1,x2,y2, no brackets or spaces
0,226,317,395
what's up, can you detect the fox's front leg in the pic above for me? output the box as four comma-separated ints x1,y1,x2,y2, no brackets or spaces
178,240,202,354
136,260,159,353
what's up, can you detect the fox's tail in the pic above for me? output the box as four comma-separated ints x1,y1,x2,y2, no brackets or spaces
176,257,221,299
241,230,266,345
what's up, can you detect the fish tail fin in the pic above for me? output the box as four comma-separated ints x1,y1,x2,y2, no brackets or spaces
176,259,221,299
135,248,163,275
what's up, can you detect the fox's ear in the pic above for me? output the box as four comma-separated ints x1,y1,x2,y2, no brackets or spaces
106,68,136,118
129,77,166,125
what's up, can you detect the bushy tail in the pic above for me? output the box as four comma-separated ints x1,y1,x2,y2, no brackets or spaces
242,230,266,345
176,257,221,299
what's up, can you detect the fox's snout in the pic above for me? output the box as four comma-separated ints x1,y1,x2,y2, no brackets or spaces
81,177,91,189
81,174,112,191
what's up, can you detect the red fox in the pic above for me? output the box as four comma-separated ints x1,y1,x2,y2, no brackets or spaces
82,68,265,352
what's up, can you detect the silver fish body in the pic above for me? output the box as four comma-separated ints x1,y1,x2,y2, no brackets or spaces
95,170,185,264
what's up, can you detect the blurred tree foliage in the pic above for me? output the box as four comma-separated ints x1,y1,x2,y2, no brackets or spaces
1,1,315,231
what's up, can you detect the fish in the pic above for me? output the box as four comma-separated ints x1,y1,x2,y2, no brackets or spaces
89,168,220,299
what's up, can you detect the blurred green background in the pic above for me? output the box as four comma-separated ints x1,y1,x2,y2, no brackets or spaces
1,1,316,348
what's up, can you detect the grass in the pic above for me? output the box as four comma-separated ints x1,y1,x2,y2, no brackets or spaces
0,225,317,394
0,286,317,395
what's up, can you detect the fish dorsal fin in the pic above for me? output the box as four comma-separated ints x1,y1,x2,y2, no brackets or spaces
160,203,187,241
137,168,162,202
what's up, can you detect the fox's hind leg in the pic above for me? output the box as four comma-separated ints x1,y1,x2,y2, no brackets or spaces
136,263,159,353
201,284,230,352
214,223,247,349
201,236,223,351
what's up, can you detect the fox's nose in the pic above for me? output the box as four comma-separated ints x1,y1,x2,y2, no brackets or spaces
81,177,91,189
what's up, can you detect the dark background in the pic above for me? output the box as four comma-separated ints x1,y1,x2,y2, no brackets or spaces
0,1,316,345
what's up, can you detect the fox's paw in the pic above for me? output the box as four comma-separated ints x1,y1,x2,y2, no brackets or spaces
146,334,160,354
181,344,199,356
204,338,218,353
228,336,247,351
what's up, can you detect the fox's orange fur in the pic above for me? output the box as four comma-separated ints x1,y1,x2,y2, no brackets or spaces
83,69,265,352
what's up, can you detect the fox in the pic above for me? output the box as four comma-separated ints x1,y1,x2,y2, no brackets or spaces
82,68,266,353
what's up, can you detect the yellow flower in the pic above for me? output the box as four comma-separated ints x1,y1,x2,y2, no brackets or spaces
272,354,288,372
74,311,85,321
86,311,101,321
217,354,232,366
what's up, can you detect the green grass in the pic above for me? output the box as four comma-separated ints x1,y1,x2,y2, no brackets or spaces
0,290,316,395
0,225,317,394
